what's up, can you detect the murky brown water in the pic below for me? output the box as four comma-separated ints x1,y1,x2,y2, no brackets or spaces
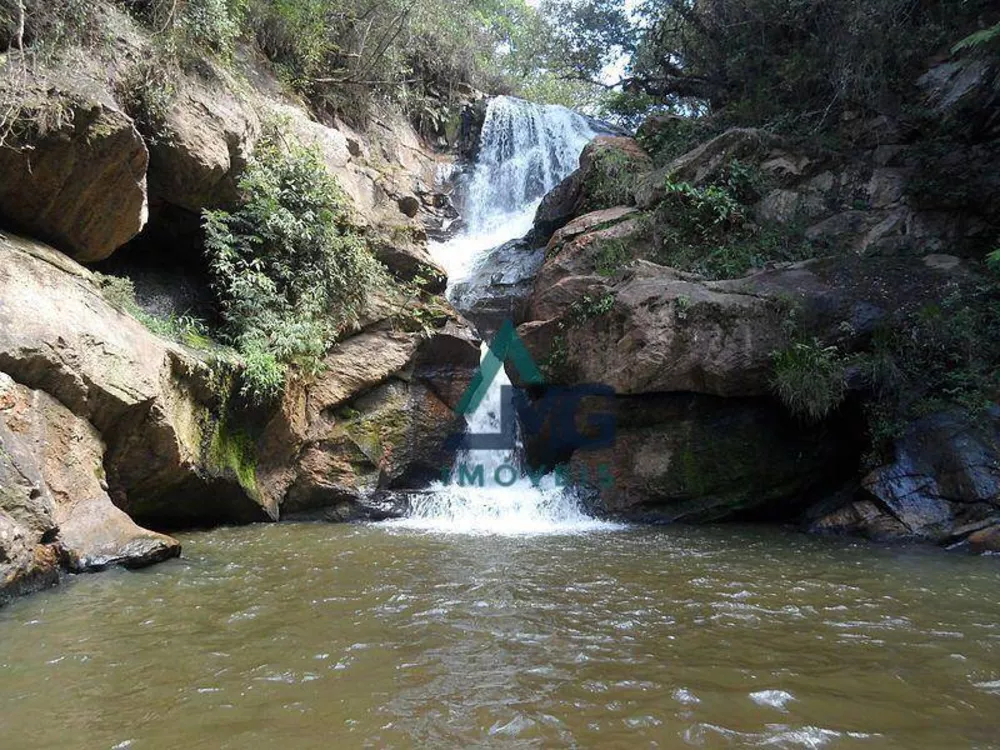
1,523,998,749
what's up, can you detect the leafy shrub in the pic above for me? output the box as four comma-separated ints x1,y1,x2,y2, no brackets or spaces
771,339,848,422
569,292,616,323
987,248,1000,274
203,126,385,401
952,21,1000,54
658,180,744,234
647,179,814,280
0,0,101,54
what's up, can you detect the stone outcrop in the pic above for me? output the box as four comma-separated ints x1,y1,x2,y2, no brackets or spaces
812,409,1000,549
520,226,972,398
258,322,480,519
1,370,180,602
0,76,148,262
0,232,273,529
531,136,652,245
0,372,180,572
515,60,999,548
146,74,259,213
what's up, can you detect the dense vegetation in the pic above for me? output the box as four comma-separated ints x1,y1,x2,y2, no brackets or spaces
203,125,384,401
539,0,999,129
0,0,601,129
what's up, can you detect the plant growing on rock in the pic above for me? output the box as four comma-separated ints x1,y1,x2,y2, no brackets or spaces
580,147,640,211
203,126,385,401
770,339,847,422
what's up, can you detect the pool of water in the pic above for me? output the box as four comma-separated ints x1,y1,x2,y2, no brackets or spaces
1,523,998,749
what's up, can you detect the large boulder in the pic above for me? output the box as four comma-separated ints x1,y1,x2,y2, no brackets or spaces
146,74,259,212
0,233,272,529
531,136,651,245
0,372,180,574
812,408,1000,545
258,321,481,518
0,75,148,262
519,245,976,399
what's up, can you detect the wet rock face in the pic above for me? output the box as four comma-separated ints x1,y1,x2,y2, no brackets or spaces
813,409,1000,545
0,371,180,602
0,86,148,262
555,393,856,523
448,238,545,336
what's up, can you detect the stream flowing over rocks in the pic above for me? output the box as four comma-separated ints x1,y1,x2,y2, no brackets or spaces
1,6,999,609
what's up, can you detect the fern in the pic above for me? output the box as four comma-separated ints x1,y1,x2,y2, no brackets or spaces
952,23,1000,54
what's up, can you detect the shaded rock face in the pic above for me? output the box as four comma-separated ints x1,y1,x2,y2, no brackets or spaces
554,393,856,523
813,409,1000,546
257,321,480,519
0,233,273,530
0,371,180,602
448,238,545,336
0,83,148,262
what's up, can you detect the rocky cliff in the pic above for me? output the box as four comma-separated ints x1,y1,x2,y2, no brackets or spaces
514,56,1000,551
0,4,480,603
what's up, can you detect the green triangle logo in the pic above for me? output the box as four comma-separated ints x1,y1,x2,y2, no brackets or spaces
455,320,545,415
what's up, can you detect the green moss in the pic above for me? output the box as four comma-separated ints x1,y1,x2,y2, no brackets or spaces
593,238,632,277
208,418,258,496
338,390,409,465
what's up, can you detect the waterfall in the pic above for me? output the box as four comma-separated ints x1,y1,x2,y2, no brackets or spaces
430,95,601,284
393,96,620,535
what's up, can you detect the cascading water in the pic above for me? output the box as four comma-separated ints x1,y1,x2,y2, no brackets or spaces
393,96,620,535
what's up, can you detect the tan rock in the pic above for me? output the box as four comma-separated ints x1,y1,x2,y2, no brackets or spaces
0,232,272,528
148,75,259,212
0,78,148,262
1,375,180,571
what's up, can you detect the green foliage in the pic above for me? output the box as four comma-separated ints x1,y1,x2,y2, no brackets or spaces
771,339,848,422
579,146,642,212
647,179,813,280
543,333,569,380
952,22,1000,53
593,238,632,277
659,180,744,233
636,116,712,167
853,278,1000,460
92,272,214,350
202,125,385,402
719,160,771,206
114,0,244,58
860,284,1000,416
543,0,992,131
0,0,103,55
987,248,1000,274
570,292,615,323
